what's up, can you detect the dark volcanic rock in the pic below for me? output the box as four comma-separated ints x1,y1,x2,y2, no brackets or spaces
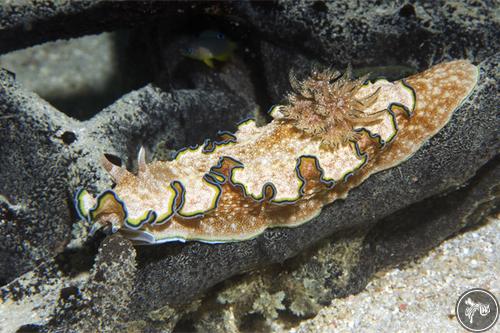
0,70,256,284
235,0,499,68
0,1,498,331
361,154,500,270
345,154,500,301
129,53,498,316
3,1,496,67
0,1,222,54
47,234,136,332
0,70,76,285
153,154,499,331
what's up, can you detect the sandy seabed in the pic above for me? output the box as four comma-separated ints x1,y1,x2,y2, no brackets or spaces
278,216,499,333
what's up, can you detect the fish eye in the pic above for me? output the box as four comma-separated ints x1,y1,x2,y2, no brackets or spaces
185,47,194,54
216,32,225,40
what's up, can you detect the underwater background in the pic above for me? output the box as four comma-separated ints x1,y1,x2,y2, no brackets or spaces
0,1,498,332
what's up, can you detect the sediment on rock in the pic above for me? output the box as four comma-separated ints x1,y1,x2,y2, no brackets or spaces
0,2,498,332
46,234,136,332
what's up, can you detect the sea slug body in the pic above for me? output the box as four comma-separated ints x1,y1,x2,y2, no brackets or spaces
75,60,478,244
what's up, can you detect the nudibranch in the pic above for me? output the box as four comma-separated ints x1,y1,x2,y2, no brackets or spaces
75,60,478,244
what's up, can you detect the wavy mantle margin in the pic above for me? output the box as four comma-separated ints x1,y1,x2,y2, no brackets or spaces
74,61,478,244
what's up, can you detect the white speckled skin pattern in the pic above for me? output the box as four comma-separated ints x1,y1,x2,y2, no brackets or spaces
75,60,478,244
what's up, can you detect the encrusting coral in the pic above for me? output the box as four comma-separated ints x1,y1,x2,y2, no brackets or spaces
75,60,478,244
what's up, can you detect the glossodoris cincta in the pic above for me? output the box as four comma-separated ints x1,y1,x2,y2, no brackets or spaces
75,60,478,244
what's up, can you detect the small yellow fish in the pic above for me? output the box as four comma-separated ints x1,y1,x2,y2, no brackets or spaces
182,30,237,68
